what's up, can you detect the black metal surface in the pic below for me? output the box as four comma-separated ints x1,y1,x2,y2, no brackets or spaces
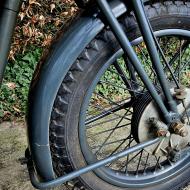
0,0,21,84
0,0,21,12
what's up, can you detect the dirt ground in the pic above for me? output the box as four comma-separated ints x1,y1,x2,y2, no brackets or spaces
0,122,67,190
0,121,190,190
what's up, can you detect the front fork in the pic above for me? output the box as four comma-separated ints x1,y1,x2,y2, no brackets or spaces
96,0,180,124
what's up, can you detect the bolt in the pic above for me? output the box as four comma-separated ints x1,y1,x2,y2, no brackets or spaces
181,130,188,137
166,131,170,137
171,122,188,137
174,86,187,100
156,130,168,137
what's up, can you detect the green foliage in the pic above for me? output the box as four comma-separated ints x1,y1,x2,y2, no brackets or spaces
0,47,42,121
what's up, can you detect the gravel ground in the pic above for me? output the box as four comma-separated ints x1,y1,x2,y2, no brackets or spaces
0,121,190,190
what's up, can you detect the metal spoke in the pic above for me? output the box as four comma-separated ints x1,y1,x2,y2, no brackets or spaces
86,99,132,125
124,136,134,173
172,40,189,74
95,110,130,154
143,152,150,173
92,123,131,136
123,56,140,90
91,137,129,150
94,92,134,113
113,61,136,96
107,137,134,168
154,156,161,171
108,136,130,156
86,116,122,129
122,150,142,171
137,45,157,78
107,67,144,89
90,104,132,121
99,80,144,95
179,60,190,74
178,39,182,83
135,149,144,175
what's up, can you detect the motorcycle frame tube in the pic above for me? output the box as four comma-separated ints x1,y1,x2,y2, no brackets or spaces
0,0,21,83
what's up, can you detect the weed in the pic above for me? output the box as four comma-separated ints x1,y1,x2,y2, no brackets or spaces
0,47,42,121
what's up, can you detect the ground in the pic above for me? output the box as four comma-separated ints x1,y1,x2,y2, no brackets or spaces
0,122,66,190
0,121,190,190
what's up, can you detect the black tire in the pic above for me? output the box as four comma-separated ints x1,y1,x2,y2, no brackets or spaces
50,1,190,189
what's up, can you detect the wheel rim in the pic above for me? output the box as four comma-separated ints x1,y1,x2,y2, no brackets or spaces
79,29,190,187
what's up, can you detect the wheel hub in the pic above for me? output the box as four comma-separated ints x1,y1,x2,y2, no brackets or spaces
132,87,190,157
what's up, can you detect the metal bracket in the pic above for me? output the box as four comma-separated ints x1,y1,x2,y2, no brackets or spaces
27,139,160,189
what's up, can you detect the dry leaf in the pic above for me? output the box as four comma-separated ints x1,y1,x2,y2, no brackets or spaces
13,106,21,113
50,3,55,13
4,82,16,90
19,12,25,21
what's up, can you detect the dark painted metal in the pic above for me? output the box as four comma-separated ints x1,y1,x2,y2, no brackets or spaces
0,0,21,83
28,138,160,189
27,0,127,182
0,0,21,11
96,0,171,123
131,0,178,115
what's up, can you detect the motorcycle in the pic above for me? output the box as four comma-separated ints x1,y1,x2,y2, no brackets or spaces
1,0,190,189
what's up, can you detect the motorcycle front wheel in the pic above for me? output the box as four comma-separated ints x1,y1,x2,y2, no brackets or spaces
49,1,190,189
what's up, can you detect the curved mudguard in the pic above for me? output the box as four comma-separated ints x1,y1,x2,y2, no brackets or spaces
27,0,147,182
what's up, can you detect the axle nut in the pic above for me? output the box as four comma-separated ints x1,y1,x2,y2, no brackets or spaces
171,122,188,137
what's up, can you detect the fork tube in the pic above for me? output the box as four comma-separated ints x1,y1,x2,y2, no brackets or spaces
96,0,172,123
131,0,178,114
0,0,21,84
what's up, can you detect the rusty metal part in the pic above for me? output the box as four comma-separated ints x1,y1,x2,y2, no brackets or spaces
149,118,169,137
166,146,181,162
174,86,187,100
132,87,190,157
171,122,188,137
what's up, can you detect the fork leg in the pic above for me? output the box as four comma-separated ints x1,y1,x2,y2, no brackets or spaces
96,0,179,123
131,0,178,114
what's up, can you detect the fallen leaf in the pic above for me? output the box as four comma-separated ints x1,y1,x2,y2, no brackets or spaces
4,82,16,90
